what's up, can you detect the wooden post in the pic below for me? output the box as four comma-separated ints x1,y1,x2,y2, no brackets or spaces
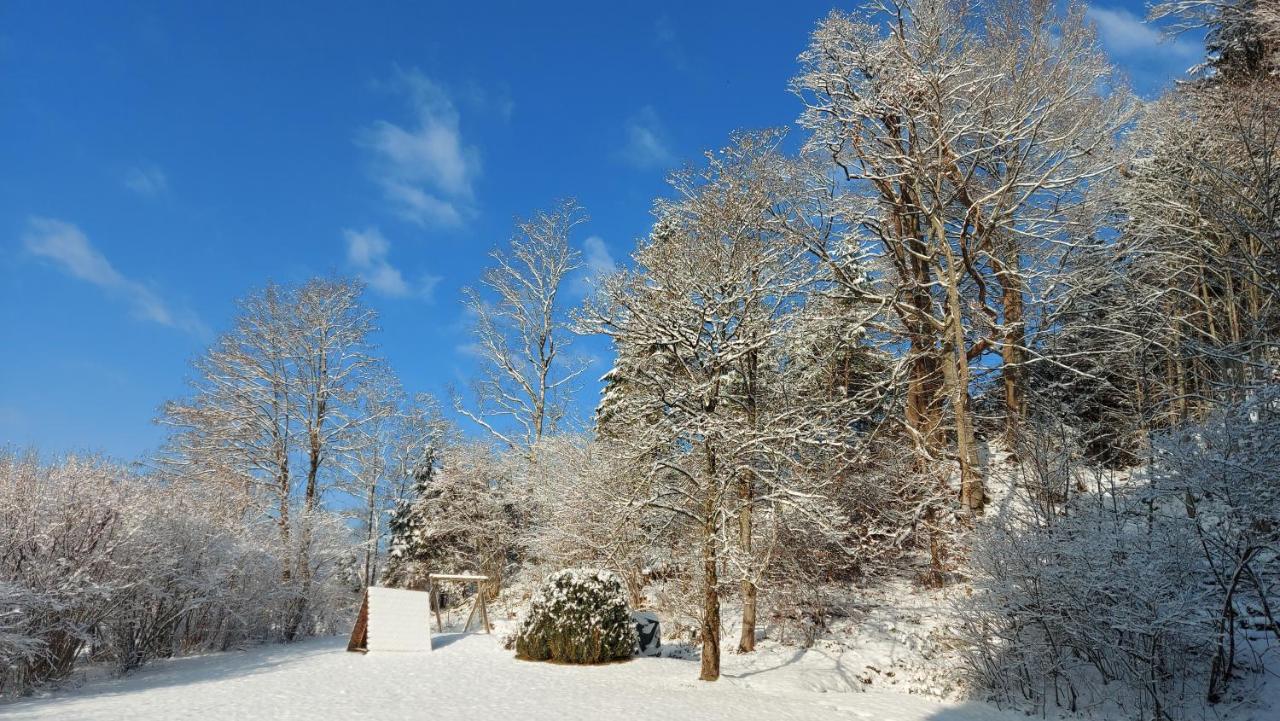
346,590,370,652
430,578,443,633
463,596,479,632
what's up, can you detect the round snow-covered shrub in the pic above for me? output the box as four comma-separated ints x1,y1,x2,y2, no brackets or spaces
514,569,636,664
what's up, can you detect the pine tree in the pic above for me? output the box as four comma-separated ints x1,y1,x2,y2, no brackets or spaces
379,451,437,590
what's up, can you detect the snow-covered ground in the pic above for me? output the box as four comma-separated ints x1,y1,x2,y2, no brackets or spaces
1,633,1018,721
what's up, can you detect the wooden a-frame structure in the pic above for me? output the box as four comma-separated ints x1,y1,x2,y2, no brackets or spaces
347,573,491,653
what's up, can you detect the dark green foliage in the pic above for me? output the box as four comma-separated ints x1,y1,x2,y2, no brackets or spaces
379,458,436,589
514,569,636,664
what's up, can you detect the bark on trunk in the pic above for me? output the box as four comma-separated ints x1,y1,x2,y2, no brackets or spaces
736,477,756,653
1000,262,1025,448
700,515,722,681
700,444,721,682
737,338,759,654
936,218,984,516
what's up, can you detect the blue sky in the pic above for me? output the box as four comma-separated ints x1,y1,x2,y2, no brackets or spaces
0,1,1200,460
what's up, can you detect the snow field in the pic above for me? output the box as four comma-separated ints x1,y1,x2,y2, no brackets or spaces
1,633,1018,721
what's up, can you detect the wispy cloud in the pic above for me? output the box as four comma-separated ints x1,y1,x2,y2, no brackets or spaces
22,217,207,336
1086,5,1199,60
583,235,616,277
654,14,690,71
454,341,484,358
570,235,618,297
123,163,168,197
619,106,675,170
343,227,440,300
359,68,481,227
463,80,515,122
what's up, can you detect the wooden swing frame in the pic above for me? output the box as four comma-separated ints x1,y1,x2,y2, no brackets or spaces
427,573,492,634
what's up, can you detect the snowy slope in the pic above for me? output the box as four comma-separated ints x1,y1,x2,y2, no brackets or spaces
1,634,1020,721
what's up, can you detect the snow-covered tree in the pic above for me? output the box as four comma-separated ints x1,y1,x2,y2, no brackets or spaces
457,200,589,456
793,0,1136,509
382,442,522,600
0,451,359,694
159,277,381,639
581,131,872,678
344,381,449,588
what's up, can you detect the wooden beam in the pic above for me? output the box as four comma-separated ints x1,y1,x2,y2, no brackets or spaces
428,573,491,582
346,590,370,653
430,578,443,633
428,573,493,634
463,595,479,633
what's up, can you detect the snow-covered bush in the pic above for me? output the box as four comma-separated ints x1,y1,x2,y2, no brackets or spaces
0,451,359,694
960,488,1214,718
514,569,636,664
959,392,1280,719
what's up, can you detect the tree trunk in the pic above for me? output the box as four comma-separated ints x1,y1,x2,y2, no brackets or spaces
737,475,756,653
700,515,722,681
363,481,379,587
737,337,759,654
1000,260,1025,448
700,444,721,682
936,220,984,516
277,464,291,585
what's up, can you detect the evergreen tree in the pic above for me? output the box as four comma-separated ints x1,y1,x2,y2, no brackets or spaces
379,449,438,590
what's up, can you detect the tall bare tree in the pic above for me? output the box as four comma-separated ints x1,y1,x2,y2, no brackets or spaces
160,277,379,639
457,200,589,457
583,133,861,679
793,0,1135,512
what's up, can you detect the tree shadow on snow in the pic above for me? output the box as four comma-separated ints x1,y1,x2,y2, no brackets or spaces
922,701,1021,720
430,632,473,650
722,647,808,680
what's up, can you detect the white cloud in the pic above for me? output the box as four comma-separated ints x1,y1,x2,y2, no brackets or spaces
583,235,616,277
359,68,481,227
570,235,618,297
343,227,440,300
123,163,168,197
382,181,464,226
22,217,206,336
619,106,675,170
455,341,485,358
1086,5,1199,59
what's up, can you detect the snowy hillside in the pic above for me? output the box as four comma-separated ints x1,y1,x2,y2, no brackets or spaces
0,633,1015,721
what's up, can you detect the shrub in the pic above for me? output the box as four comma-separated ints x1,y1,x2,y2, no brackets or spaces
957,392,1280,720
514,569,636,664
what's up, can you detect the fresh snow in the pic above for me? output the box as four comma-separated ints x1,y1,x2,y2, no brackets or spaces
1,633,1019,721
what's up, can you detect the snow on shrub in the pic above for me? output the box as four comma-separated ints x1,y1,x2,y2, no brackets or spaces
514,569,636,664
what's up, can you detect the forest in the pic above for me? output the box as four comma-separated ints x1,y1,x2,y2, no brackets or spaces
2,1,1278,719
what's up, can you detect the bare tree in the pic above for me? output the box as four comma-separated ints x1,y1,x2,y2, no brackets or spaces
1150,0,1279,78
287,278,378,634
456,200,589,457
159,277,380,639
342,379,448,588
161,283,297,552
582,133,863,679
793,0,1135,513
